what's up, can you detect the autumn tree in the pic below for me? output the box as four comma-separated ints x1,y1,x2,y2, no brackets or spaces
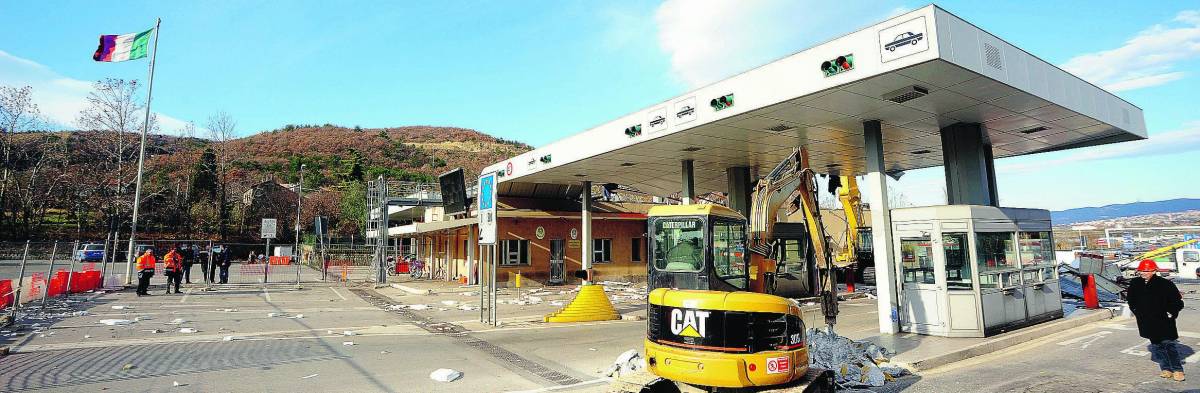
0,85,42,234
75,78,157,237
206,111,235,239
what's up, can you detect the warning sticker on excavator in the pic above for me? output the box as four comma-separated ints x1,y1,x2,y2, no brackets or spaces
766,356,789,374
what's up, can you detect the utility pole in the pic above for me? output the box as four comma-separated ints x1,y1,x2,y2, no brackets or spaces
294,164,305,288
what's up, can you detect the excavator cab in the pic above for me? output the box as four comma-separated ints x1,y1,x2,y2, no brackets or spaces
647,204,755,293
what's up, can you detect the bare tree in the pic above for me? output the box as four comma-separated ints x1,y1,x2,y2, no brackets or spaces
75,78,157,235
0,85,42,231
206,111,236,239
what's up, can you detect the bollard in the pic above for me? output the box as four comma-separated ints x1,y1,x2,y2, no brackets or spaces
9,240,31,320
515,271,522,301
846,266,856,293
64,241,79,300
40,242,59,308
1083,274,1100,309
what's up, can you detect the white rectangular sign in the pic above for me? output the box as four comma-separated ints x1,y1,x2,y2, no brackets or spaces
261,218,277,239
477,172,498,245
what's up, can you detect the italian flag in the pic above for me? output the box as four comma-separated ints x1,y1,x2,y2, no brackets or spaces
92,28,153,62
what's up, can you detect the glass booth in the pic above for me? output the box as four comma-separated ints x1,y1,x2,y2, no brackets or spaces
890,205,1062,337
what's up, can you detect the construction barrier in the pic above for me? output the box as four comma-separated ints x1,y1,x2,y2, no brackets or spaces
268,256,292,265
47,271,68,297
0,279,13,310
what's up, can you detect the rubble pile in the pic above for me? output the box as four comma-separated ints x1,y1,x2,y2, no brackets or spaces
600,281,648,304
603,349,645,378
806,329,907,388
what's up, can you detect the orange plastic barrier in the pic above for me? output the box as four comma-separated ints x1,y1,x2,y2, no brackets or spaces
0,279,13,310
47,270,67,297
268,256,292,265
24,273,46,302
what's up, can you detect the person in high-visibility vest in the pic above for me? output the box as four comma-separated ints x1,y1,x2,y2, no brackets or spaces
163,248,183,294
135,249,157,296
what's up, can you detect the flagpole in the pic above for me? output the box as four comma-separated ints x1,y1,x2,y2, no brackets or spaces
125,18,161,285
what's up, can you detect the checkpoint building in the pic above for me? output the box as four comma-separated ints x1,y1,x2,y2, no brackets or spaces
475,5,1147,337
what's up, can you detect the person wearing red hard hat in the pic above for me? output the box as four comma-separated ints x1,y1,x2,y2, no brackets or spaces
1127,259,1186,382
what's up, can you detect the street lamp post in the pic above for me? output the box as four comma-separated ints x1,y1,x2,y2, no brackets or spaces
294,164,305,288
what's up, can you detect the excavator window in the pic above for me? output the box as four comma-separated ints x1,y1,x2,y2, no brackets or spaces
712,219,748,290
654,218,705,272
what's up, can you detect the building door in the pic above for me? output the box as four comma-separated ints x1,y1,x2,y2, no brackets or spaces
549,239,565,285
898,237,945,332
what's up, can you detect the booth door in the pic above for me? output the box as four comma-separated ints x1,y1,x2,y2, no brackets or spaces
898,237,944,332
548,239,565,285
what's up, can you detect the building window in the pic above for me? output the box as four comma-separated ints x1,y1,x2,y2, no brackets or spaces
501,239,529,266
593,239,612,263
631,238,642,262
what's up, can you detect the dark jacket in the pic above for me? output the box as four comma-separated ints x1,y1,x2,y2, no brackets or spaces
1126,275,1184,342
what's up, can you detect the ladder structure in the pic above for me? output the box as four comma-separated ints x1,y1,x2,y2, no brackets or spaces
365,176,443,283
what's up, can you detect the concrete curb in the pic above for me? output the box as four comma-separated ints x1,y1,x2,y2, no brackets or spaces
903,308,1115,371
389,283,432,295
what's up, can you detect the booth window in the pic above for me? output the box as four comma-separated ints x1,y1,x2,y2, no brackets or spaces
653,218,705,272
631,238,642,262
500,239,529,266
942,233,972,289
900,238,935,284
1019,232,1054,267
593,239,612,263
774,239,808,274
976,232,1015,273
712,220,748,289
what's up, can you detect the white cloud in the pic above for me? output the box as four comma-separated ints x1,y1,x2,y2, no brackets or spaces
653,0,895,88
1061,10,1200,92
0,50,193,135
998,121,1200,173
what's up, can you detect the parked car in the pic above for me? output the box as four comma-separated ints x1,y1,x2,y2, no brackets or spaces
77,243,106,262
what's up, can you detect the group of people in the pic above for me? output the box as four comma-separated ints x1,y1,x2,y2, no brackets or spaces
134,244,232,296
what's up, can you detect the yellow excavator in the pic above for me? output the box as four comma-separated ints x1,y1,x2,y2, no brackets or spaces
643,148,837,389
830,175,874,286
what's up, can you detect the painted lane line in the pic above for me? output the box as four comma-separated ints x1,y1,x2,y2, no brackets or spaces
504,378,611,393
1099,323,1200,338
262,287,272,302
1187,350,1199,364
330,287,347,301
1056,330,1112,349
1119,343,1150,356
180,288,192,303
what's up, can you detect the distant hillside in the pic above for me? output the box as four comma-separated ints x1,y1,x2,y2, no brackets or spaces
1051,198,1200,225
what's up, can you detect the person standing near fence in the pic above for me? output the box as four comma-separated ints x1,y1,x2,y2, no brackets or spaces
181,244,195,284
163,248,183,294
1127,259,1186,382
218,248,231,284
135,249,157,296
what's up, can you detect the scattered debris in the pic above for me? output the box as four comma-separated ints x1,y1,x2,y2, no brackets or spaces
440,300,459,306
342,341,355,346
429,368,463,382
550,300,565,306
222,336,243,341
167,318,187,325
134,316,151,322
71,311,90,317
84,335,92,339
380,351,390,354
588,348,597,351
111,305,130,310
268,313,282,318
173,381,181,387
342,331,356,336
219,308,238,312
807,329,906,388
143,329,162,334
179,328,197,334
122,363,136,371
301,374,319,379
99,319,133,326
289,314,304,319
457,305,477,311
407,304,430,311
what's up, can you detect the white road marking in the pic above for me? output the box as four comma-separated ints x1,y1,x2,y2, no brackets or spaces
1056,331,1112,349
262,287,272,302
1187,350,1200,364
180,288,192,303
1100,323,1200,338
504,378,611,393
1119,343,1150,356
329,287,347,301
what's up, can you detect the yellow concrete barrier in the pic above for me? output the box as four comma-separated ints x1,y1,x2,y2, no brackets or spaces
543,284,620,323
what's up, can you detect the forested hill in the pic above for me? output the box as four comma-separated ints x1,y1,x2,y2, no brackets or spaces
1,124,530,240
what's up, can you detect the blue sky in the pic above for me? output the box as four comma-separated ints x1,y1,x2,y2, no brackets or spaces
1,1,1198,211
